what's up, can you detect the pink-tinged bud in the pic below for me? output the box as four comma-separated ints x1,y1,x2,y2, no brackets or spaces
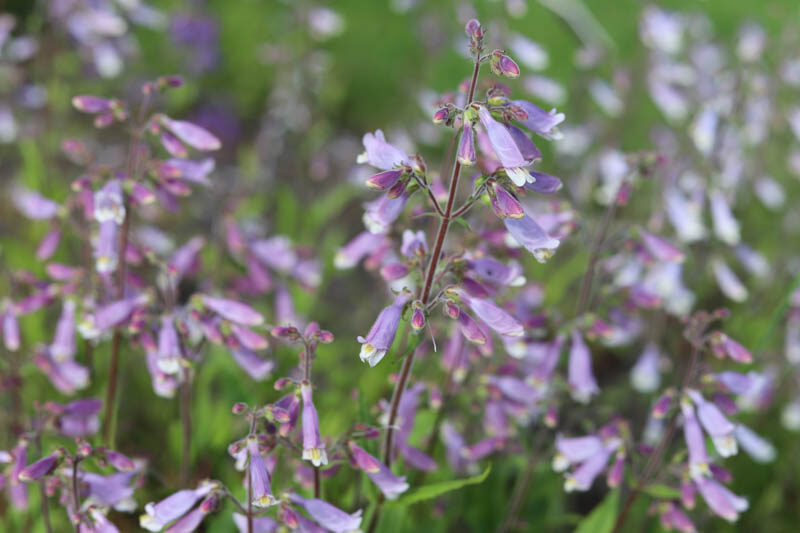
444,301,460,319
19,451,61,481
200,494,219,513
202,295,264,326
709,331,752,363
490,182,524,219
432,107,449,124
457,120,476,166
410,306,426,332
495,54,520,78
76,441,92,457
366,169,404,191
318,330,334,344
457,311,488,345
158,115,221,151
652,390,674,418
274,377,293,390
544,405,558,428
386,178,407,199
157,75,184,89
232,402,248,415
465,19,483,43
271,326,301,341
72,95,112,114
661,502,696,533
278,504,300,528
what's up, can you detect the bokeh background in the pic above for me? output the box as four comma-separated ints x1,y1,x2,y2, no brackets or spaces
2,0,800,531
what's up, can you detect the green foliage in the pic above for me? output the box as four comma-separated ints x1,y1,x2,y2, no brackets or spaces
386,464,492,507
575,489,619,533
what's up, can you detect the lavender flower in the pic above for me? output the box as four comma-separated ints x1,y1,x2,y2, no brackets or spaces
288,494,362,533
348,441,409,499
357,292,411,366
301,382,328,467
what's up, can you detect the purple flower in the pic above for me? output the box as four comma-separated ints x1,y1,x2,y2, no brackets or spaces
229,347,274,380
348,442,409,499
72,95,112,114
94,296,144,331
688,390,737,458
695,476,748,522
335,232,389,269
457,119,477,166
490,182,524,219
681,398,709,478
140,481,217,531
247,437,277,507
511,99,565,139
288,494,362,533
734,424,775,463
36,228,61,260
457,310,488,345
460,291,524,337
401,230,427,258
552,435,602,472
366,169,404,191
363,192,408,234
51,300,77,361
660,502,696,533
18,451,61,481
523,171,562,194
51,398,102,437
159,115,221,151
358,292,411,367
503,215,560,262
202,295,264,326
478,106,533,186
630,342,661,393
709,332,752,364
301,383,328,467
468,257,525,287
358,130,408,170
640,230,684,263
11,186,59,220
35,346,90,394
94,220,118,273
568,332,599,403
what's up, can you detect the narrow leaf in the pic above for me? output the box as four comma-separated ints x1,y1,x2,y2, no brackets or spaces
575,488,619,533
387,464,491,507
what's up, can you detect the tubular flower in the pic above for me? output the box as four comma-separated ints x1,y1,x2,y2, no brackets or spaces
301,383,328,467
357,292,411,367
478,106,535,186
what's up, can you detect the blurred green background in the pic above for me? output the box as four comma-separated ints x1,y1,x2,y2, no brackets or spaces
2,0,800,531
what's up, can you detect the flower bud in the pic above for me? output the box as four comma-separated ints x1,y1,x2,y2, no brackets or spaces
274,377,293,390
271,326,301,342
366,169,404,191
410,305,426,332
232,402,248,415
432,107,450,124
444,301,460,319
490,51,521,78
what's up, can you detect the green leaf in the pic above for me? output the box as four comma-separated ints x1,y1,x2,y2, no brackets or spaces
574,488,619,533
386,464,492,507
452,216,472,232
642,483,681,500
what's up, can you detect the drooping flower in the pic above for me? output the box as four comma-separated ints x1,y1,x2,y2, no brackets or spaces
681,398,709,478
201,295,264,326
140,481,217,531
288,494,362,533
301,383,328,467
357,292,411,367
694,476,748,522
630,342,661,393
348,442,409,499
503,215,560,262
247,437,277,507
457,119,477,166
687,390,737,458
478,106,534,186
568,331,600,403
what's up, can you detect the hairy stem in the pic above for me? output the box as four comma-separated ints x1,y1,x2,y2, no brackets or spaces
369,59,481,533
